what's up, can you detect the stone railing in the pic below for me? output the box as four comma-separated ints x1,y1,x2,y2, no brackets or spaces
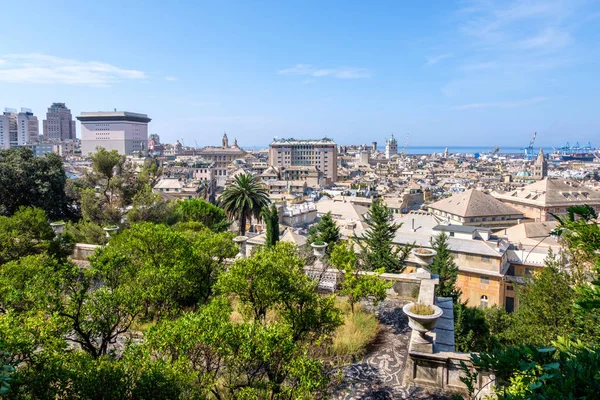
72,243,101,262
404,269,495,398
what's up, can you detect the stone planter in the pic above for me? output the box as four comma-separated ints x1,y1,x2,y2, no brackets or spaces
411,248,437,266
311,242,328,258
403,302,443,345
103,226,119,238
50,221,65,235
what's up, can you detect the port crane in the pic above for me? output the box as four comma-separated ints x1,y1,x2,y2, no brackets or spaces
399,133,409,155
523,132,537,159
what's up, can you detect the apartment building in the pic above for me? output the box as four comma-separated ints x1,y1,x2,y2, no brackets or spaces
269,138,337,185
43,103,76,141
0,108,39,149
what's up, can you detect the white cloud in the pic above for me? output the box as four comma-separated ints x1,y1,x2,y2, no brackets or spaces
165,76,179,81
278,64,370,79
452,96,548,110
425,54,452,66
518,27,570,50
459,62,496,71
0,53,145,86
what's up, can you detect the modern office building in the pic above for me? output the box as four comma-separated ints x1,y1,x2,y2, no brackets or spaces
0,108,39,149
77,111,151,155
269,138,338,185
43,103,76,141
385,134,398,159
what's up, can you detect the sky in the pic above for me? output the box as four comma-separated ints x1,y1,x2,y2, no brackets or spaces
1,0,599,148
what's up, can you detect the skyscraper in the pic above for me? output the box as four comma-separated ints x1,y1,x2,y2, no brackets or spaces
0,108,38,149
43,103,76,141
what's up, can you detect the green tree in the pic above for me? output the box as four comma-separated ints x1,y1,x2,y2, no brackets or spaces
88,147,123,205
171,197,230,232
355,198,412,272
126,184,174,225
429,232,461,300
329,241,391,313
261,204,280,247
219,173,269,235
64,219,108,245
0,147,71,219
216,242,341,341
307,211,340,255
454,302,495,352
503,264,576,346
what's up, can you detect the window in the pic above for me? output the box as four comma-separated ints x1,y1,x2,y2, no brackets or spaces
480,276,489,285
449,231,455,237
507,285,514,291
480,295,489,309
524,268,533,276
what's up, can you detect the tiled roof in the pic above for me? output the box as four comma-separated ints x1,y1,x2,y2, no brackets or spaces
428,189,522,217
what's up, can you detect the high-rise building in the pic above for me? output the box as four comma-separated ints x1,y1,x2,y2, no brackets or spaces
269,138,338,185
77,111,151,155
0,108,38,149
371,141,377,152
43,103,76,141
385,134,398,159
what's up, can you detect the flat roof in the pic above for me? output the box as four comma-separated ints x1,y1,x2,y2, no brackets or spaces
76,111,151,123
270,138,336,146
433,224,490,234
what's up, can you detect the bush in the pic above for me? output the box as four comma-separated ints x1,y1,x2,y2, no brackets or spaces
410,303,434,315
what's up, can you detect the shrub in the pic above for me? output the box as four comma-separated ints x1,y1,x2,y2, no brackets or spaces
410,303,434,315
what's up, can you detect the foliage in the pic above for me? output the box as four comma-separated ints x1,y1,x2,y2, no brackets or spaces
330,241,391,313
410,303,434,315
354,198,412,273
328,301,378,362
171,197,229,232
219,173,269,235
503,264,577,347
261,204,280,247
126,184,175,225
0,207,74,265
462,338,600,400
217,242,341,342
64,219,108,245
307,211,341,255
429,232,461,300
454,302,495,353
0,147,71,219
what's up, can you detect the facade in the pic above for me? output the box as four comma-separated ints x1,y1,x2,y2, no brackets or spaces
492,178,600,222
0,108,38,149
77,111,151,155
385,134,398,159
269,138,338,185
197,133,247,187
43,103,76,141
427,189,524,228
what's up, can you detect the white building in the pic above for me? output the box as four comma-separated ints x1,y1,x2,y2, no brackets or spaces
385,134,398,159
0,108,39,149
269,138,338,185
77,111,151,155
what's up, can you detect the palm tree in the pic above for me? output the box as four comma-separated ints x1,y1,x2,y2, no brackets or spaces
219,173,269,235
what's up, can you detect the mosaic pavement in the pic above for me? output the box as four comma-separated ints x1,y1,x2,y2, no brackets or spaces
332,299,453,400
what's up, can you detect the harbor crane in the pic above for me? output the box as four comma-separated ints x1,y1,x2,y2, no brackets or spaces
399,133,409,155
524,132,537,159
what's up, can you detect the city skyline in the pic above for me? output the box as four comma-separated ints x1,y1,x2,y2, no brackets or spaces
1,0,599,147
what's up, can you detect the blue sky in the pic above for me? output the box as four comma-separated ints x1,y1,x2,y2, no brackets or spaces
1,0,599,147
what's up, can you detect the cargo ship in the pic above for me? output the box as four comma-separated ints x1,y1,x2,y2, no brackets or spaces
550,142,599,162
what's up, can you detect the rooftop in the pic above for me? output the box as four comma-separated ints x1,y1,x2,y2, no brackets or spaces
270,138,336,146
493,178,600,206
428,189,522,218
76,111,151,123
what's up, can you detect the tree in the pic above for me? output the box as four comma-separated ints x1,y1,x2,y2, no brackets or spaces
429,232,461,300
355,198,412,272
88,147,123,205
216,242,341,342
307,211,340,255
0,147,71,219
219,173,269,235
329,241,391,313
454,302,495,352
171,198,230,232
503,264,576,347
261,204,280,247
126,185,174,225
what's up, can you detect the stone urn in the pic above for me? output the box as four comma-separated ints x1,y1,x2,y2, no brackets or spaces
233,235,248,258
103,226,119,238
411,248,437,266
402,302,443,345
50,221,65,235
311,242,328,258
